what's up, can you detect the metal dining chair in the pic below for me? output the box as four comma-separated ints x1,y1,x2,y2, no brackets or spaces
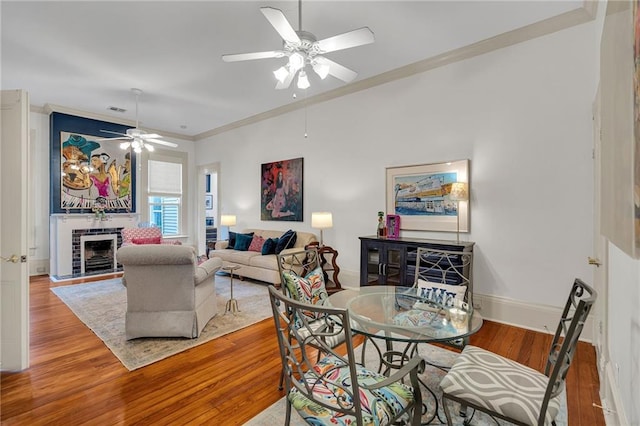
439,278,596,426
412,247,473,349
269,285,425,426
275,247,345,390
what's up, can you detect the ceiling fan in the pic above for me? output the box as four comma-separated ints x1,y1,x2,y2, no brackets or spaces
99,88,177,153
222,0,374,90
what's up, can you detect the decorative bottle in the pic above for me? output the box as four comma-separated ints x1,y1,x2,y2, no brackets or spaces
377,211,386,238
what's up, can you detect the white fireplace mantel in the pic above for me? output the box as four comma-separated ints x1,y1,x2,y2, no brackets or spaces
49,214,139,278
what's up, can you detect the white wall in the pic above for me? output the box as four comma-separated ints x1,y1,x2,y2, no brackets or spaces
196,21,597,310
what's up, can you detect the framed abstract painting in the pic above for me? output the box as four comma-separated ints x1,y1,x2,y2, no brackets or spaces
261,157,303,221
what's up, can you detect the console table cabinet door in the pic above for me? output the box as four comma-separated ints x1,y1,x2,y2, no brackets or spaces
361,240,405,285
359,236,474,287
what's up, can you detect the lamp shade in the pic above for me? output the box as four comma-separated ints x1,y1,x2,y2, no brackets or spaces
449,182,469,202
220,215,236,226
311,212,333,229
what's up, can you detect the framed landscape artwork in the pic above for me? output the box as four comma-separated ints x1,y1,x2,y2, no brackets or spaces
50,112,136,214
261,157,303,221
386,160,469,232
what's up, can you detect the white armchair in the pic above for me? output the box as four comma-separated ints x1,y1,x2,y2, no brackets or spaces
116,244,222,340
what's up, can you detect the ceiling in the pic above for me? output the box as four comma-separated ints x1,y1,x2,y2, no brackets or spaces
1,1,589,140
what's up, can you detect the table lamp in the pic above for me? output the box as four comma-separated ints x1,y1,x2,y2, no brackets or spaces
449,182,468,242
311,212,333,246
220,214,236,236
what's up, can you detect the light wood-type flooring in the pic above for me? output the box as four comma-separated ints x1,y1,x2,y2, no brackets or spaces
1,274,606,425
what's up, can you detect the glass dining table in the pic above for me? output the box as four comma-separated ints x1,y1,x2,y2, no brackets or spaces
327,285,483,424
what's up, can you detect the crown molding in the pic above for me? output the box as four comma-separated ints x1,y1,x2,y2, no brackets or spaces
195,2,596,141
37,104,195,142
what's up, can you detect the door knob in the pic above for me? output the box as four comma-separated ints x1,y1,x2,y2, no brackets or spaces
588,257,601,267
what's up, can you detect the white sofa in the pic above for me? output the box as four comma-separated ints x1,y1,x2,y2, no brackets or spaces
116,244,222,339
208,228,317,286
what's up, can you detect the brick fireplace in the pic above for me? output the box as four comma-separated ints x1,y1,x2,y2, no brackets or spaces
50,214,139,280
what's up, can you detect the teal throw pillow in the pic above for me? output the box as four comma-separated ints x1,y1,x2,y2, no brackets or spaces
234,233,254,251
261,237,278,255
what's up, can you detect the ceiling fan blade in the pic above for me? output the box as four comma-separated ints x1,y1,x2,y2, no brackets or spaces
261,7,301,45
100,129,128,137
316,27,375,53
146,139,178,148
275,71,295,90
222,50,285,62
315,57,358,83
96,136,131,142
139,133,162,139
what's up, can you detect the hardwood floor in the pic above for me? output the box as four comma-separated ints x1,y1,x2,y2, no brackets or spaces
1,275,606,425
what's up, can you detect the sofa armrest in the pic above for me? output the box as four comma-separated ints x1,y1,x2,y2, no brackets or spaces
214,240,229,250
195,257,222,285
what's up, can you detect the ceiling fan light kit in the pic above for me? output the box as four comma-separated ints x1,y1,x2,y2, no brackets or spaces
222,1,374,90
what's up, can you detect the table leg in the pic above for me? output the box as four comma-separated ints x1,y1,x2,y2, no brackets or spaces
225,273,241,314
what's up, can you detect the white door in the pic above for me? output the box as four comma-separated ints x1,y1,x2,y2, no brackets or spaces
0,89,30,371
592,87,609,393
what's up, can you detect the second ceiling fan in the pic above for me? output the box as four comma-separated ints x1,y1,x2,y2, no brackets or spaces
99,88,178,153
222,1,374,90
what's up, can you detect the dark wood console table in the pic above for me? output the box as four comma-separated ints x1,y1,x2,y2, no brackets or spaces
359,236,474,287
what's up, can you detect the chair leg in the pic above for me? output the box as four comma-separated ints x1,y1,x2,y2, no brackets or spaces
285,396,292,426
278,368,284,391
441,394,454,426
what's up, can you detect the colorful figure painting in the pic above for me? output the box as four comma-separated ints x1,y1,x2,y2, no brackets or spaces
60,132,132,211
261,157,303,221
50,112,136,214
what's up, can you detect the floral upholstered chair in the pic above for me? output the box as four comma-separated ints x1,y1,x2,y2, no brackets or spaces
120,226,181,246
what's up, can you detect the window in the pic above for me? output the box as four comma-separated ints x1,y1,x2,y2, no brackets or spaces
147,158,182,236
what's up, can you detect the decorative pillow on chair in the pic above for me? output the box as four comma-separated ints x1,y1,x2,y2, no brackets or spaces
275,229,297,254
234,233,254,251
248,235,265,252
417,278,466,307
261,238,278,255
282,266,328,327
131,237,162,245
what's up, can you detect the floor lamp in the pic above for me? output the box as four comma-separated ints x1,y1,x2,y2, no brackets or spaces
449,182,468,242
311,212,333,246
220,214,236,239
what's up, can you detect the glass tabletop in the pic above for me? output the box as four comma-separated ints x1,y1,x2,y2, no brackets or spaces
328,285,483,343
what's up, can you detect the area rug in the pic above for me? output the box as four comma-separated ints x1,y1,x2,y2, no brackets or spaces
51,275,271,371
245,343,568,426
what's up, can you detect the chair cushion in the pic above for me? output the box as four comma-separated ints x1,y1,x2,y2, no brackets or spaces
282,266,328,327
288,354,415,426
439,345,562,425
132,237,162,245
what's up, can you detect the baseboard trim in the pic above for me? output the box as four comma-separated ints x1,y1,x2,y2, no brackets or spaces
599,361,630,426
474,293,594,342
